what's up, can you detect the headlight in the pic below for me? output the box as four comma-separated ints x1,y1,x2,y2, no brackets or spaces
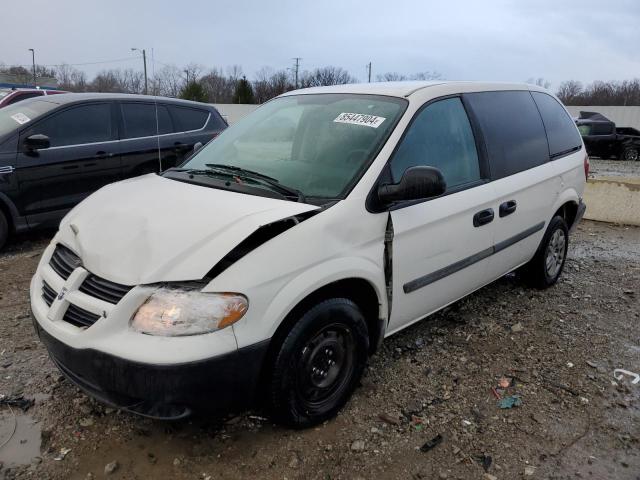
130,287,248,337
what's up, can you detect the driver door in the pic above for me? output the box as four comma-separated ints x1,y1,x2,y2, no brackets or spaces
387,97,497,333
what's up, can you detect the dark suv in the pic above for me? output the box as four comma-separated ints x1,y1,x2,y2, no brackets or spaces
0,93,227,248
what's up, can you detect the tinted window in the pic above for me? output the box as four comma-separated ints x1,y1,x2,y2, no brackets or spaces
170,106,208,132
25,103,113,147
122,103,172,138
590,122,615,135
465,91,548,179
7,92,43,105
390,97,481,189
531,92,582,157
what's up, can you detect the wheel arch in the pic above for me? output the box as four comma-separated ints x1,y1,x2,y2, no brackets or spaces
255,276,385,399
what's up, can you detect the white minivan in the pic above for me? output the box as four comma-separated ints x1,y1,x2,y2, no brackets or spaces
30,82,587,426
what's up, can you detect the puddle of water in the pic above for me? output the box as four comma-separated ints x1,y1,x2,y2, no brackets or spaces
0,409,41,467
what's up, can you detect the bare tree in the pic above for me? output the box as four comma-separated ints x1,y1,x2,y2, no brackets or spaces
376,71,442,82
151,64,184,97
527,77,551,89
253,67,293,103
556,80,583,104
55,64,88,91
200,68,235,103
300,66,356,88
376,72,407,82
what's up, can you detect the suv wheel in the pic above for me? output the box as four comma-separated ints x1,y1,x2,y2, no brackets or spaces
268,298,369,428
622,147,639,161
0,210,8,250
520,216,569,289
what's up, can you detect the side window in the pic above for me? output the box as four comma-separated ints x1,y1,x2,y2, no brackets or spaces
465,91,548,179
24,103,112,147
170,106,209,132
390,97,481,190
590,123,615,135
531,92,582,157
122,103,172,138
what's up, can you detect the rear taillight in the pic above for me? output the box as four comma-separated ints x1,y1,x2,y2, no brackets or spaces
584,153,590,180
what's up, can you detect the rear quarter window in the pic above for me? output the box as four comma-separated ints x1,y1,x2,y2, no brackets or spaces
464,91,549,179
169,106,209,132
531,92,582,158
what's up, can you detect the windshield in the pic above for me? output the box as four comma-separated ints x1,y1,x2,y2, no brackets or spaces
181,94,407,199
0,98,60,137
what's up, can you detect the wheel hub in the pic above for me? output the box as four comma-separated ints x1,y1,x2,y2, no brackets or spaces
545,229,566,278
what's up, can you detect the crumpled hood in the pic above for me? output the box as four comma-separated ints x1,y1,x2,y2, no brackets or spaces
57,174,318,285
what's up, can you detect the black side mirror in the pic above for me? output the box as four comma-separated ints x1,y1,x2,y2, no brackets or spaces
24,134,50,152
378,166,446,205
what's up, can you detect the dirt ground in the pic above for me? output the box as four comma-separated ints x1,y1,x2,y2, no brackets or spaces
589,159,640,179
0,220,639,480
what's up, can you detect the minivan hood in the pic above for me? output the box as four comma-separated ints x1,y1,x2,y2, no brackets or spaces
58,174,318,285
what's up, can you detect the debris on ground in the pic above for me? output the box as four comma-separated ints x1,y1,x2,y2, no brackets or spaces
613,369,640,385
104,460,119,475
0,394,34,412
53,448,71,461
499,395,523,409
420,434,443,453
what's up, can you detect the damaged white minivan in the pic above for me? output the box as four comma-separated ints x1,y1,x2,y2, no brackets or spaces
30,82,587,427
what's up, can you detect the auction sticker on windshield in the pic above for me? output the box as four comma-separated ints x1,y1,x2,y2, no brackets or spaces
334,112,386,128
11,113,31,125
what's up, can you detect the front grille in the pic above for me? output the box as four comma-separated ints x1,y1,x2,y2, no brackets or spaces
79,274,132,304
49,244,81,280
62,304,101,328
42,281,56,306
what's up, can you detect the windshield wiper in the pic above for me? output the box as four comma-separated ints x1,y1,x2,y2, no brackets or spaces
204,163,306,203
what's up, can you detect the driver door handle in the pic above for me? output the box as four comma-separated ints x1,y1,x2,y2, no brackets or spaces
473,208,494,227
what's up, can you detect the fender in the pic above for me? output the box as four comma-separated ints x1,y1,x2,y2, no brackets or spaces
231,256,387,349
0,191,29,232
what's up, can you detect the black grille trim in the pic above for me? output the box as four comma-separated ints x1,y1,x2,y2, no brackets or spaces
62,304,101,329
79,275,133,304
49,244,81,280
42,281,56,307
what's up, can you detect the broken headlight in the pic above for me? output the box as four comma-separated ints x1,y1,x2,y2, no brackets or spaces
130,287,248,336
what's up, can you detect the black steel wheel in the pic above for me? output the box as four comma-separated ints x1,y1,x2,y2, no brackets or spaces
268,298,369,428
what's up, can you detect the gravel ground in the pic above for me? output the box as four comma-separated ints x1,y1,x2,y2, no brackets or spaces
589,158,640,179
0,220,639,480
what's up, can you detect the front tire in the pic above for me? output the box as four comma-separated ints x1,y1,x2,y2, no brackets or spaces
0,210,8,251
520,216,569,289
268,298,369,428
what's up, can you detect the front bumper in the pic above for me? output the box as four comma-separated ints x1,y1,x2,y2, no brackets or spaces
33,317,269,419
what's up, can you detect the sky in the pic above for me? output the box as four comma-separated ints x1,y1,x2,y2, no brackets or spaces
2,0,639,90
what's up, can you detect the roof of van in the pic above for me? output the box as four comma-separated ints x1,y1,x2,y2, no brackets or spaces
281,81,547,98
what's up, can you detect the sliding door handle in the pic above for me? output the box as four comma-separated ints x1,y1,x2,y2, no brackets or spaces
473,208,494,227
499,200,517,217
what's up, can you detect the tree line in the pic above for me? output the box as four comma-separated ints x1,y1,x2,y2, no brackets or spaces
2,62,639,106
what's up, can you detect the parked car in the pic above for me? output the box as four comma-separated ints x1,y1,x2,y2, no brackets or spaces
575,111,640,160
0,88,67,108
30,82,586,426
0,93,227,248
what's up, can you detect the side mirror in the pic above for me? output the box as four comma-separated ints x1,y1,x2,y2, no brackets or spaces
24,134,50,152
378,166,446,205
193,142,203,153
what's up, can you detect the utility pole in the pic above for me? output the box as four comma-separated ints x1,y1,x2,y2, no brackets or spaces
366,62,372,83
131,48,148,94
28,49,36,87
293,57,301,89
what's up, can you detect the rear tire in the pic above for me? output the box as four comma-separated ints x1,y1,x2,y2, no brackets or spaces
622,147,639,161
520,216,569,289
0,210,8,251
268,298,369,428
